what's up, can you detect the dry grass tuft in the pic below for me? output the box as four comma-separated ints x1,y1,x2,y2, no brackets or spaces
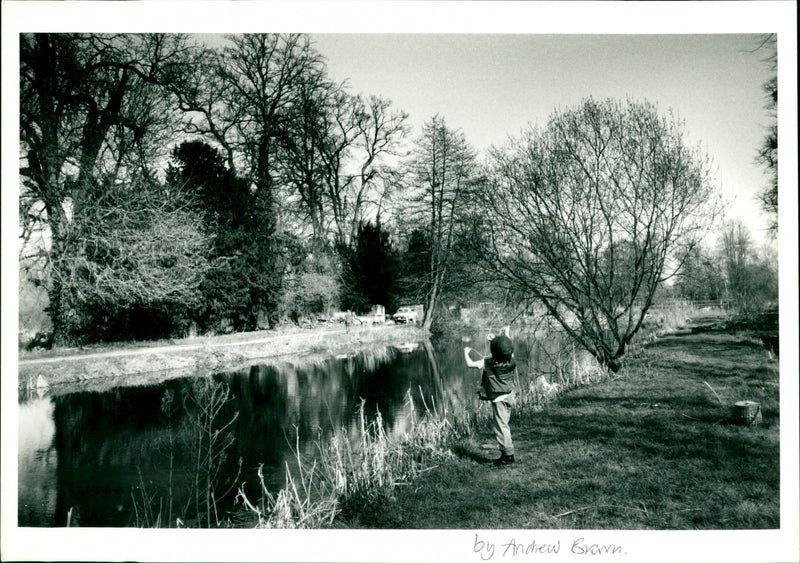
237,392,458,527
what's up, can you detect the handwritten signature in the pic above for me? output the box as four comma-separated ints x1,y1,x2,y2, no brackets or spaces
473,534,625,559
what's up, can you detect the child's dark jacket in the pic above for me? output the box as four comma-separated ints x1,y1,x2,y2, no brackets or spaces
480,358,517,401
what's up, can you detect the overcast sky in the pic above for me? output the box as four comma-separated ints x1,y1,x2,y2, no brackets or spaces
309,33,776,241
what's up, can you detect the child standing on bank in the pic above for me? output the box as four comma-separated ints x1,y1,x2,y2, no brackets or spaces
464,326,517,466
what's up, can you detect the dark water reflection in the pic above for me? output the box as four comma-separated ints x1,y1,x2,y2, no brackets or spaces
19,332,578,527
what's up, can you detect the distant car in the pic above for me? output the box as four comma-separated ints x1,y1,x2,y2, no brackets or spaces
393,305,423,324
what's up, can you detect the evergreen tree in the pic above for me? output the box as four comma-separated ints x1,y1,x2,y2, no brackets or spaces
395,228,431,307
169,141,271,332
339,221,398,314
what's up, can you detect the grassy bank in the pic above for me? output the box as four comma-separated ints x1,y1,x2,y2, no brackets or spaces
336,322,780,529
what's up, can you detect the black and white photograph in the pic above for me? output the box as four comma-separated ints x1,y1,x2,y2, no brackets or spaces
2,2,797,562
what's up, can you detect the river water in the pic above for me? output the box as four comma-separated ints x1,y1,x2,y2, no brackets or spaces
18,331,577,527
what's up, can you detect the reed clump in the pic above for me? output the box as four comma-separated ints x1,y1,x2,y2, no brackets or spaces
235,442,340,529
322,395,458,517
639,300,698,337
237,393,459,527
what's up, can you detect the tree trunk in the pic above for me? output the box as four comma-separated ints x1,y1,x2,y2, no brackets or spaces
44,208,71,347
47,276,67,347
422,271,440,331
593,348,621,373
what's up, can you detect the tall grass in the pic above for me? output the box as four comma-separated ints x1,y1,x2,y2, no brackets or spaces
132,378,241,528
131,470,168,528
324,394,456,503
237,393,459,527
235,438,340,529
640,299,700,337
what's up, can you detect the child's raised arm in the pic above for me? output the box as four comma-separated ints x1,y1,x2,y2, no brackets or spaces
464,347,485,369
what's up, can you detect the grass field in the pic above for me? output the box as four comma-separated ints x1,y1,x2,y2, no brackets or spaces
338,321,780,529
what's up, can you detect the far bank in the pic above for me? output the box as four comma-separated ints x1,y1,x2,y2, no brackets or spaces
18,324,427,396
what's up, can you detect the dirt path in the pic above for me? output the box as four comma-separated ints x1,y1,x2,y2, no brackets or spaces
18,327,348,366
18,324,425,395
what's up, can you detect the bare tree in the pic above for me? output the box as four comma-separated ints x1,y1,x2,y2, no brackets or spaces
280,75,409,250
673,244,726,303
407,115,477,330
20,33,194,344
482,99,718,371
58,177,211,312
309,92,409,247
720,219,752,305
718,218,780,313
173,34,327,327
278,74,339,251
295,84,359,247
752,34,778,234
345,95,409,241
175,35,324,186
